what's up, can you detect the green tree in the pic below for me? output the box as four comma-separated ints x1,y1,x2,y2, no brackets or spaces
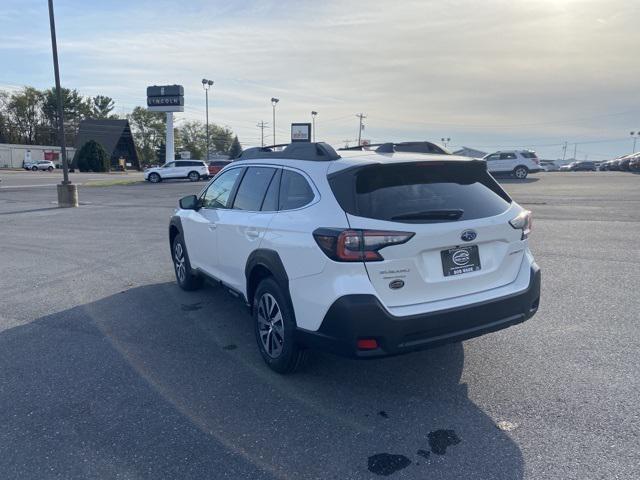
210,124,234,155
6,87,44,144
127,106,166,166
41,87,91,145
74,140,110,172
90,95,116,119
228,135,242,158
177,121,206,159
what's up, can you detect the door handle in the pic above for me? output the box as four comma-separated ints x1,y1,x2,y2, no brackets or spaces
246,229,260,238
208,224,217,231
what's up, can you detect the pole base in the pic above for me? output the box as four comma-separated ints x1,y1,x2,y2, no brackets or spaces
57,183,78,208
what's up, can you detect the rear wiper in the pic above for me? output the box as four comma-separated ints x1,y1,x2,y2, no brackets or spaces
391,209,464,221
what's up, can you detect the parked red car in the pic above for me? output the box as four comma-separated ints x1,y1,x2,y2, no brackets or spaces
208,160,230,176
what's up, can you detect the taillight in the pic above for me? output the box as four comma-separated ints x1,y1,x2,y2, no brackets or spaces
509,210,532,239
313,229,414,262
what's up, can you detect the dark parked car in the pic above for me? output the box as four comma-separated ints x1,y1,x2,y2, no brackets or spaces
599,160,614,171
208,160,230,176
569,161,596,171
619,156,633,171
628,154,640,172
609,159,622,171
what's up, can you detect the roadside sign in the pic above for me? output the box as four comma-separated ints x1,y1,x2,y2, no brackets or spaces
147,84,184,112
291,123,311,143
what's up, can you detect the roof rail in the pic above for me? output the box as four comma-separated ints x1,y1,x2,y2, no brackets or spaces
236,142,341,162
338,141,450,155
375,141,450,155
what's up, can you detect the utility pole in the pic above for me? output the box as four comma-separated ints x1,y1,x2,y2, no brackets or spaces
311,111,318,142
562,141,568,161
356,113,366,146
48,0,77,207
257,121,269,147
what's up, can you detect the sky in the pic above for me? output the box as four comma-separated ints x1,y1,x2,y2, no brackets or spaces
1,0,639,160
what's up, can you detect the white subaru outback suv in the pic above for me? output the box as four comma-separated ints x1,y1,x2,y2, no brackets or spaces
145,160,209,183
169,142,540,373
482,150,542,179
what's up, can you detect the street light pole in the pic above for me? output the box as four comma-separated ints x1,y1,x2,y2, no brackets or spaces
311,111,318,142
441,137,451,148
631,131,639,153
271,98,279,145
202,79,213,160
47,0,77,207
356,113,366,146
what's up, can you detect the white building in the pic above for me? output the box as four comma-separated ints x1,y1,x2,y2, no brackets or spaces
0,143,76,169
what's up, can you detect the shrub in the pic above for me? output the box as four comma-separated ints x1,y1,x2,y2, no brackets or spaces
75,140,110,172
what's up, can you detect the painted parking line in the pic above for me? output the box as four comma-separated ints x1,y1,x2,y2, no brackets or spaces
0,183,60,189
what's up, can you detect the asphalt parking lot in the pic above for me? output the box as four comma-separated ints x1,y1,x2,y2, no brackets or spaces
0,171,638,479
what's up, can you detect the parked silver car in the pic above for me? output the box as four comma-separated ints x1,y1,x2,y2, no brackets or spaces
24,160,55,172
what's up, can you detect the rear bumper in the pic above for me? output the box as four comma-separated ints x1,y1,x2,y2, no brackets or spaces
296,264,541,358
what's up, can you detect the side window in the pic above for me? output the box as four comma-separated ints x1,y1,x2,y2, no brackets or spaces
261,169,281,211
201,168,242,209
486,154,500,161
232,167,276,211
163,162,175,168
500,153,517,160
279,170,314,210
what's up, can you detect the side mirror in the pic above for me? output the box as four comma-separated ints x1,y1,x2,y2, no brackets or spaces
179,195,200,210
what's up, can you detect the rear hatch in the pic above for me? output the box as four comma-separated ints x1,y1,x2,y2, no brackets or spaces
329,160,526,308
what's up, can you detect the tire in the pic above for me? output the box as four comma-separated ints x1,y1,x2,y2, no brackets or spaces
47,166,53,172
254,277,308,374
171,233,203,291
148,172,161,183
188,171,200,182
513,166,529,179
31,166,38,171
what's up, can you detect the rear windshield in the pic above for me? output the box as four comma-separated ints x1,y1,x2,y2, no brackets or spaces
329,162,512,223
520,151,538,159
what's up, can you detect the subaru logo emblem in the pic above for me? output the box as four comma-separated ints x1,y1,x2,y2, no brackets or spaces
460,230,477,242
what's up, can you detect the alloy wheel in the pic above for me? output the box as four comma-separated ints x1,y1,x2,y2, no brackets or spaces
515,167,527,179
174,241,186,283
257,293,285,358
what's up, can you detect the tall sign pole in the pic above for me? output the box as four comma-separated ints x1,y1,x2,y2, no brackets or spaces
48,0,77,207
166,112,174,162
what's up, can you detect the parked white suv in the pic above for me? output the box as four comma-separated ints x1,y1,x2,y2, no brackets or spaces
144,160,209,183
24,160,55,172
169,142,541,373
482,150,542,179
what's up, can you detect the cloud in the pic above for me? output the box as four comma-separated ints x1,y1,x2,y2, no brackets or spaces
2,0,639,156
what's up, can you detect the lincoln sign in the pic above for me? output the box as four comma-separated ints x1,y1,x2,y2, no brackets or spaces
146,85,184,112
